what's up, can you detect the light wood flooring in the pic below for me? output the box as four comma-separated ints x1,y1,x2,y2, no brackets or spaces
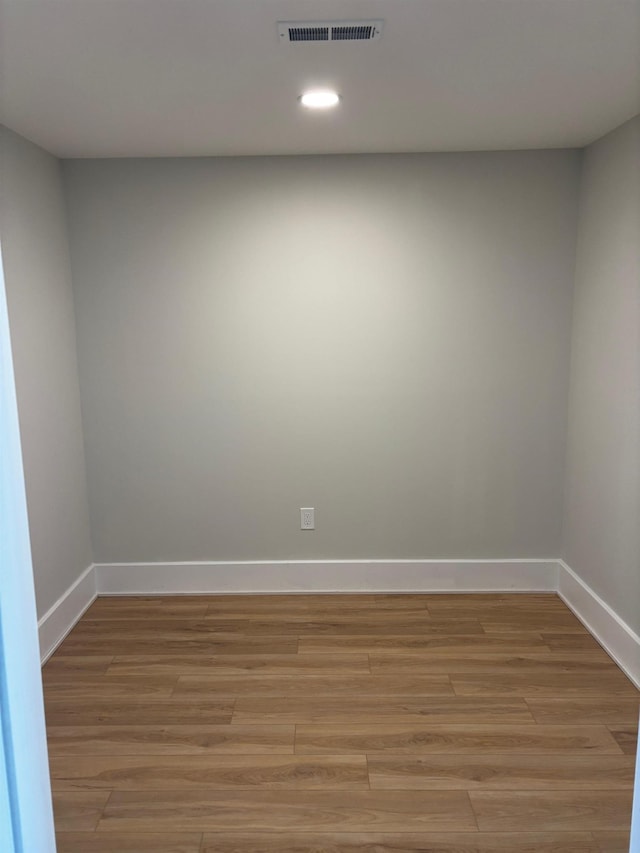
43,593,639,852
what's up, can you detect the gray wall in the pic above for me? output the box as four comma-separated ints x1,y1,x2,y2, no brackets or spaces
64,150,580,563
563,116,640,634
0,127,92,616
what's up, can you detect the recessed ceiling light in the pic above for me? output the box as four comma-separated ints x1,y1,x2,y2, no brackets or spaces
300,90,341,109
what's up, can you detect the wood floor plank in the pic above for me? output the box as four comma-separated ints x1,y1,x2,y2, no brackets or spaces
43,656,114,676
55,832,203,852
200,619,485,637
233,697,534,725
526,698,640,725
50,754,368,790
469,791,633,832
61,619,305,639
427,608,581,624
43,677,177,701
98,790,477,832
373,593,433,608
106,653,371,677
206,594,387,611
174,674,454,698
481,620,588,634
367,754,635,789
298,634,548,655
52,791,111,831
60,618,219,637
47,724,295,755
85,598,209,619
44,698,235,726
205,620,484,637
65,615,483,637
200,831,599,852
414,593,566,608
55,637,299,656
89,594,209,604
201,609,434,621
591,830,632,851
202,608,433,620
295,724,622,754
368,653,613,675
426,599,567,611
607,727,638,755
451,672,638,697
541,633,607,651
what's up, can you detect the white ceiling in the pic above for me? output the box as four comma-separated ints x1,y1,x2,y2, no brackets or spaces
1,0,639,158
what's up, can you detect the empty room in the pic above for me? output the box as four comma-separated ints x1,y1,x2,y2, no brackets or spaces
0,1,639,851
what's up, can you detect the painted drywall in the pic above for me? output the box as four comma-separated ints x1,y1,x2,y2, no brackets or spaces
0,127,93,617
63,150,580,563
563,115,640,635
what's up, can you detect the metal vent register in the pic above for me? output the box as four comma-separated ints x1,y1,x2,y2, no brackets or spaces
278,20,383,43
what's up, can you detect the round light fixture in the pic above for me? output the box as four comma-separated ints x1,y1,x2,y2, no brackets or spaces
299,89,341,109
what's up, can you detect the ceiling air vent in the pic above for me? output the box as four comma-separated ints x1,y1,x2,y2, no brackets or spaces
278,20,383,43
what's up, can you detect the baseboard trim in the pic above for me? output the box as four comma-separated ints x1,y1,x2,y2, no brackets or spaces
558,559,640,689
38,564,96,663
94,559,558,596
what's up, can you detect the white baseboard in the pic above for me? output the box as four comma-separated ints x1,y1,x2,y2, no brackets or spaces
38,564,96,663
558,560,640,689
94,559,558,595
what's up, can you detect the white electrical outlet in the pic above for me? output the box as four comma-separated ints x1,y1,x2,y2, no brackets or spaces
300,507,315,530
